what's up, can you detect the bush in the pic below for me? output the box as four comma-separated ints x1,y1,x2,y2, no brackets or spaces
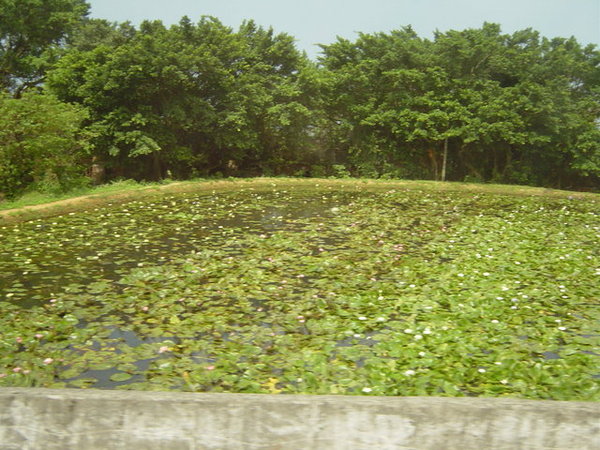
0,92,89,198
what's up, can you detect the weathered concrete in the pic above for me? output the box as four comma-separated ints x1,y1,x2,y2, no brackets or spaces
0,388,598,449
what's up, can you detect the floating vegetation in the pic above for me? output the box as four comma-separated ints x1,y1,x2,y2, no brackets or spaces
0,186,598,400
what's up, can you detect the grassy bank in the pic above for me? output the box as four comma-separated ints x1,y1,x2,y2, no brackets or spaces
1,177,596,224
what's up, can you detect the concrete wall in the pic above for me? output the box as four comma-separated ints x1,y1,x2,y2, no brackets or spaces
0,388,598,449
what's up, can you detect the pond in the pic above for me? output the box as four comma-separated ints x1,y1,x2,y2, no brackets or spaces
0,185,598,399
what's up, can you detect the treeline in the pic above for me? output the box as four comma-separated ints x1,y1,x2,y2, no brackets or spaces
1,0,599,198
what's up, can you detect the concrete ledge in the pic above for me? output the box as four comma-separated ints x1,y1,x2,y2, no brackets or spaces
0,388,598,449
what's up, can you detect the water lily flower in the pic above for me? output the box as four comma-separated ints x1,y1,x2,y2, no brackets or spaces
158,346,170,353
358,316,367,321
12,367,22,373
404,370,416,376
404,329,413,334
478,368,486,373
206,365,215,371
362,387,372,393
43,358,54,365
414,334,423,340
418,352,426,357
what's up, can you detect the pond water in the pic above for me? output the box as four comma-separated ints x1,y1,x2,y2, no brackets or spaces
0,186,598,399
0,188,359,308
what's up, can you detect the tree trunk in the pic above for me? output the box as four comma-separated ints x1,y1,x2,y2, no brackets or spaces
152,152,162,180
441,138,448,182
427,148,439,180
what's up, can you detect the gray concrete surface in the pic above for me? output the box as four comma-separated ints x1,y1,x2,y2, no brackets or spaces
0,388,598,449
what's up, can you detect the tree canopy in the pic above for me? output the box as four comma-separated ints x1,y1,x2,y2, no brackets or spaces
0,7,598,197
0,0,89,94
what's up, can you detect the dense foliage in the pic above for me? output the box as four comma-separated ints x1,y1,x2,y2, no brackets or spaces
0,1,599,197
0,91,89,196
0,0,89,94
319,24,600,187
0,186,598,399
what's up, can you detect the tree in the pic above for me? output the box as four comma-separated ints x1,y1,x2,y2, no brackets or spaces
0,0,89,95
0,91,89,198
48,16,319,180
319,23,600,188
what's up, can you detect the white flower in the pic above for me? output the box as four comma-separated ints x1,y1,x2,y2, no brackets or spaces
418,352,426,357
423,328,432,335
457,273,464,277
414,334,423,340
358,316,367,321
376,317,386,322
558,326,567,331
483,272,490,276
404,329,413,334
362,387,372,393
491,320,499,324
478,368,486,373
404,370,416,376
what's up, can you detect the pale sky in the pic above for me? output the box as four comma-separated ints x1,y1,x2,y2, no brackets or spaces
87,0,600,58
